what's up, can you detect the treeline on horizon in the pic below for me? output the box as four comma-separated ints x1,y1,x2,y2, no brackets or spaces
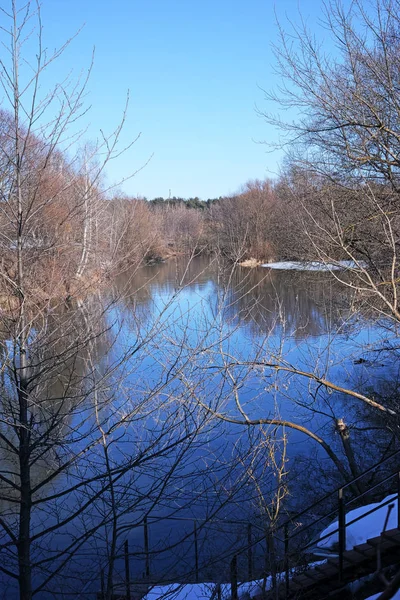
122,170,393,270
148,196,218,208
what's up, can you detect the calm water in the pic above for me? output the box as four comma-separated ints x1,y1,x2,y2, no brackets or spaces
1,256,398,598
103,257,397,577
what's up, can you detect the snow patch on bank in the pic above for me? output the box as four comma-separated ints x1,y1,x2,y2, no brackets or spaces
144,583,219,600
366,593,400,600
262,260,367,271
141,491,399,599
317,493,397,553
142,566,327,599
143,580,266,600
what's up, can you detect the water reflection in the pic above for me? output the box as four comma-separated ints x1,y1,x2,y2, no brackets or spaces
112,257,397,473
221,266,355,339
0,284,267,597
0,257,398,597
115,257,357,341
112,258,399,499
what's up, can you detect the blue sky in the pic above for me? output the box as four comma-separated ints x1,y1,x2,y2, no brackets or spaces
25,1,329,199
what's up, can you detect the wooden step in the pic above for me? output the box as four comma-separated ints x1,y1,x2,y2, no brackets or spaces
265,529,400,600
352,542,376,558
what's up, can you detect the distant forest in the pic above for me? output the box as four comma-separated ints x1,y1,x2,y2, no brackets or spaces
148,196,219,209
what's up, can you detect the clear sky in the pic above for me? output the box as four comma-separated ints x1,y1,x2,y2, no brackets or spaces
23,0,330,199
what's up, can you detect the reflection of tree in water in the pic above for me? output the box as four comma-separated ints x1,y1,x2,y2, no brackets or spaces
0,295,117,596
0,286,265,596
0,257,391,594
114,257,357,341
114,255,216,315
109,257,400,590
0,296,109,502
215,265,355,340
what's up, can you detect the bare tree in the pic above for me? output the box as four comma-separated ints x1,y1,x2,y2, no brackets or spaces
209,179,276,263
176,1,400,591
0,4,232,599
158,203,205,255
262,0,400,324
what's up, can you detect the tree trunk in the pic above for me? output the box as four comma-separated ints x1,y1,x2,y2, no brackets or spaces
336,418,362,494
18,383,32,600
14,8,32,594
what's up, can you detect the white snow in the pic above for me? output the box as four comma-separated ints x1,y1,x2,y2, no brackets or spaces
317,493,397,553
261,260,367,271
139,492,398,600
142,580,270,600
143,583,220,600
141,566,328,599
365,593,400,600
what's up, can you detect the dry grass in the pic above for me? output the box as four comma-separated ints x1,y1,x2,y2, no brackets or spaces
238,257,262,268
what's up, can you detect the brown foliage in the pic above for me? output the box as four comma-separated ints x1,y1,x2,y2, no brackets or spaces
209,179,276,261
157,203,205,254
109,196,164,266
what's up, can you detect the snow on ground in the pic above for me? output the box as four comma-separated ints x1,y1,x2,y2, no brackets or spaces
365,592,400,600
139,491,399,600
261,260,367,271
142,580,267,600
142,566,329,599
317,494,398,553
143,583,220,600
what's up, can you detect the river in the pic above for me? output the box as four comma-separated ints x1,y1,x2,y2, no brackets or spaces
0,256,398,598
